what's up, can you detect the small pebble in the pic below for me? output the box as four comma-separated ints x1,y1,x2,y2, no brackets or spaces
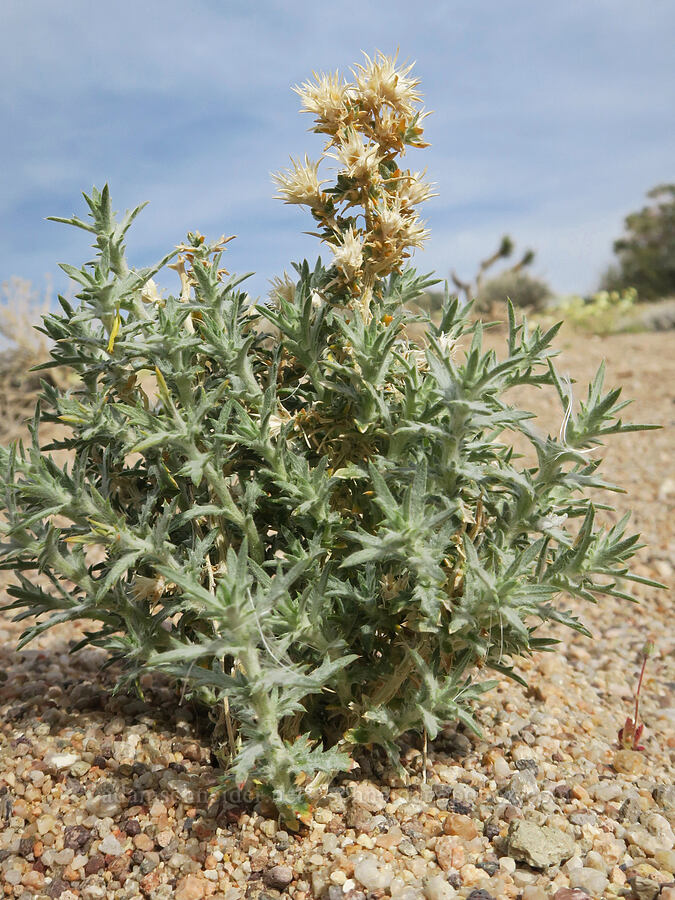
63,825,91,850
263,864,294,890
521,888,548,900
133,833,154,851
627,875,661,900
654,849,675,872
84,855,105,876
613,749,647,775
46,752,79,770
569,866,608,895
81,883,107,900
492,756,511,779
174,873,209,900
354,857,391,891
423,874,457,900
98,834,124,856
443,813,478,840
350,781,387,814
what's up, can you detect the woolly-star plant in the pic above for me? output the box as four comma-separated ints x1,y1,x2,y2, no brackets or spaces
0,52,659,822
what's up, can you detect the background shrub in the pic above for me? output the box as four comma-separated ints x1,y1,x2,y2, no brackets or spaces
551,288,638,335
476,269,552,313
601,183,675,300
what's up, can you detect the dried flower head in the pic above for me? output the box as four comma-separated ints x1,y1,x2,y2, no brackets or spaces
329,130,381,182
399,210,431,249
352,51,421,117
396,170,436,209
268,273,296,305
331,226,364,281
273,155,325,208
364,199,429,276
370,107,408,153
295,70,353,136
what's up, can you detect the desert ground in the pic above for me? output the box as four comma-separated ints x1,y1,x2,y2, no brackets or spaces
0,328,673,900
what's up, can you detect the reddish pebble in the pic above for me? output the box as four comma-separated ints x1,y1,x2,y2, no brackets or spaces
83,854,105,876
443,813,479,840
133,833,154,852
175,873,211,900
140,871,160,896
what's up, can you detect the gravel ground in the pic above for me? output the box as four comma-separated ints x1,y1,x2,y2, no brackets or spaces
0,329,673,900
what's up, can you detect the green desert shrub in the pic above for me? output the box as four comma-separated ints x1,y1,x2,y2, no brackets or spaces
476,269,552,313
601,183,675,301
551,288,639,334
0,53,659,823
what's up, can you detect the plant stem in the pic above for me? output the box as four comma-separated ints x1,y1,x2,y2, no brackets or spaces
633,647,650,738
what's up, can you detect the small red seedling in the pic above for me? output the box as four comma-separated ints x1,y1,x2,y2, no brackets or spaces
618,642,654,751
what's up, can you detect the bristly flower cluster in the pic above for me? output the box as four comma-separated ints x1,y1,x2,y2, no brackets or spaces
274,51,433,318
0,54,661,824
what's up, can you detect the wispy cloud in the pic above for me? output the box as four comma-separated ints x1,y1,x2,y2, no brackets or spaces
2,0,674,300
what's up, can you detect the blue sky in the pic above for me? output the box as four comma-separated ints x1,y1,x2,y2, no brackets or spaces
2,0,674,303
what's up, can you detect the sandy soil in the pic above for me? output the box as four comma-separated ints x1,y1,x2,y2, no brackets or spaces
0,329,673,900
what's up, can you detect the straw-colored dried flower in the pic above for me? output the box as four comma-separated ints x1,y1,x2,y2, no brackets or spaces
269,273,296,305
273,155,325,208
329,131,382,183
352,51,421,117
295,70,352,136
395,170,436,208
331,226,364,280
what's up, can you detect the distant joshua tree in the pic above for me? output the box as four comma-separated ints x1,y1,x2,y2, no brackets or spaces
451,234,535,305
